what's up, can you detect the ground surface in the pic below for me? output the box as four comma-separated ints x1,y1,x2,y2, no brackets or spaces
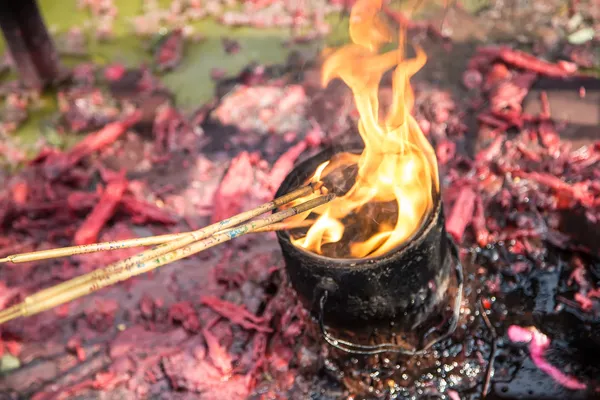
0,1,599,399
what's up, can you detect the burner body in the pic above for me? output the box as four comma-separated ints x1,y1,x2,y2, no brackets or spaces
276,147,461,353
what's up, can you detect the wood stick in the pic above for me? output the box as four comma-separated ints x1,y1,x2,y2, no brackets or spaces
0,184,316,264
0,194,334,325
0,219,314,265
0,233,185,264
0,184,316,316
251,219,314,233
0,0,65,88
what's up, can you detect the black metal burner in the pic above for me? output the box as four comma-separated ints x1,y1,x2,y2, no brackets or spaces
276,146,463,355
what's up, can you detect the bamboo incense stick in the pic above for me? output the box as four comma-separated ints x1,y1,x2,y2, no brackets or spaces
0,184,316,265
0,184,318,314
0,194,334,325
0,220,313,265
0,233,184,264
252,219,313,233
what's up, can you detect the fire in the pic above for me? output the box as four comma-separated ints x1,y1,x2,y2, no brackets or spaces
288,0,439,259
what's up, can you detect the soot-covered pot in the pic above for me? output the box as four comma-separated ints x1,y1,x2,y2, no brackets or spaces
275,146,463,354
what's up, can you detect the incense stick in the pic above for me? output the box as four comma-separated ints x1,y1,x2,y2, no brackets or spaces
0,184,317,317
0,184,316,265
0,194,333,325
0,220,313,265
0,233,183,264
252,219,313,233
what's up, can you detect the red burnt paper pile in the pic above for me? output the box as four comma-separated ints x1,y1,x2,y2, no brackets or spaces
0,51,327,398
1,18,600,400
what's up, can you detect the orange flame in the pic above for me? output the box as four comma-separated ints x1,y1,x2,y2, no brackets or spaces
289,0,439,259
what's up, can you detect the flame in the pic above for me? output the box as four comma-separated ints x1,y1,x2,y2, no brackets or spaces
289,0,439,259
